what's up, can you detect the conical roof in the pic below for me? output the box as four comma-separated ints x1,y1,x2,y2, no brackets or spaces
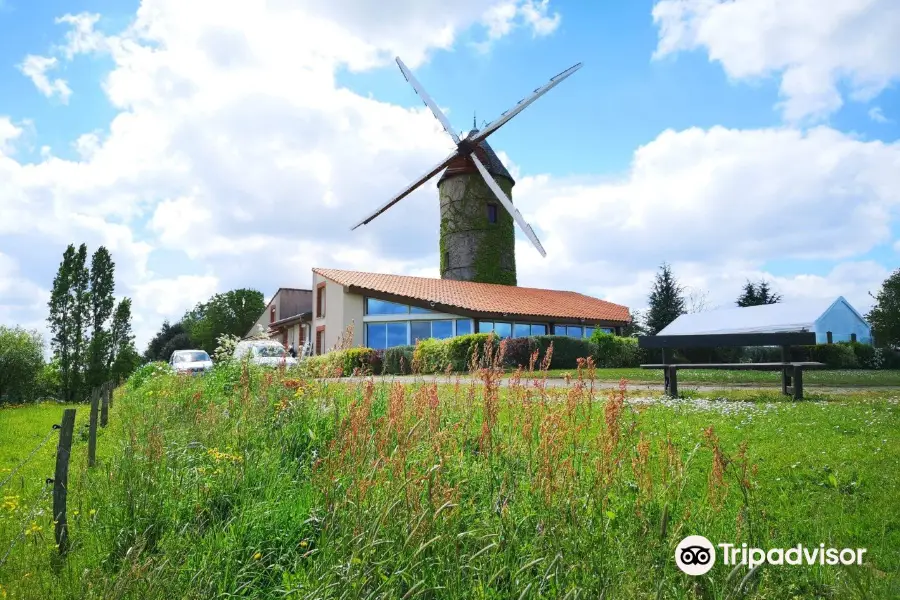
437,129,514,186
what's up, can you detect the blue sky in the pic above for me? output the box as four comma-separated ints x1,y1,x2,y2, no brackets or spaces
0,0,898,349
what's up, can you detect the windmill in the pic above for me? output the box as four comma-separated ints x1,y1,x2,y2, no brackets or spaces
351,57,582,282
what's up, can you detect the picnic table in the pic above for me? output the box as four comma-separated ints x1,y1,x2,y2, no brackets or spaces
637,331,826,400
639,361,825,399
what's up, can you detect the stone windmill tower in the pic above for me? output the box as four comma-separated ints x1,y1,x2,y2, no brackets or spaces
351,57,582,286
437,129,517,285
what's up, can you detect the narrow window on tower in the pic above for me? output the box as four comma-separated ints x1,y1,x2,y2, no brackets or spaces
443,251,450,268
487,203,498,224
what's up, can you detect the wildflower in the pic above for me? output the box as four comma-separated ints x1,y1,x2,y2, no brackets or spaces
300,540,308,548
253,552,262,560
25,521,42,535
89,509,97,516
73,509,80,516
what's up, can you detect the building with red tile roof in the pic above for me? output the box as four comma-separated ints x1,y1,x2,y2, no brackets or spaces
307,268,631,355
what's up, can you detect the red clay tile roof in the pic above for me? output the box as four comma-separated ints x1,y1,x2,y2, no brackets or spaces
313,268,630,323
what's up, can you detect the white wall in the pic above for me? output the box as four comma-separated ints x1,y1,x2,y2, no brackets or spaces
312,273,364,353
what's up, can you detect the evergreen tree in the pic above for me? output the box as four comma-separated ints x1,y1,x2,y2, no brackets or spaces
736,279,782,307
69,244,91,401
867,267,900,348
87,246,116,389
47,244,76,401
645,262,686,335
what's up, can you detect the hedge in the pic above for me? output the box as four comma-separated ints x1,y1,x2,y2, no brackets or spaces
380,346,415,375
303,348,380,376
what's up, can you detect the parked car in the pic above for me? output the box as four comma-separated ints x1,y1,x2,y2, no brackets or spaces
233,339,298,368
169,349,214,374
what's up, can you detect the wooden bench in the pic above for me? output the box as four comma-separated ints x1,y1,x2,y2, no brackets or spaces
639,361,825,399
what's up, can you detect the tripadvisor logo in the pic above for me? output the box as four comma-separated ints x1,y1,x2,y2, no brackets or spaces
675,536,716,575
675,536,868,576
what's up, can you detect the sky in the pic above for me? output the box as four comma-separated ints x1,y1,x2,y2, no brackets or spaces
0,0,898,353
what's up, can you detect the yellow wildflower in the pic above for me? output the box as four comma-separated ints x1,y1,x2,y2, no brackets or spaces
253,552,262,560
89,509,97,516
300,541,308,548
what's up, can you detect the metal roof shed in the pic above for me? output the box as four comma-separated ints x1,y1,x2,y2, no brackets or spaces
658,296,872,345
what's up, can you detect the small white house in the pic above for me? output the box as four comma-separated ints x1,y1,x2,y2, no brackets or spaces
658,296,872,344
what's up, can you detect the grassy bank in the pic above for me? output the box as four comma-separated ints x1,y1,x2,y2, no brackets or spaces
517,368,900,387
0,362,898,599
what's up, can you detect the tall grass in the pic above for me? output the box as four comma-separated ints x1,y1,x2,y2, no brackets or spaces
0,341,894,599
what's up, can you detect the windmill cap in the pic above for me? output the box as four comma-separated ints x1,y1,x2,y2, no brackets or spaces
437,129,515,186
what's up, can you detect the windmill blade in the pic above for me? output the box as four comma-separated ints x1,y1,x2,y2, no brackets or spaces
350,150,461,230
395,57,460,145
470,62,582,145
469,152,547,257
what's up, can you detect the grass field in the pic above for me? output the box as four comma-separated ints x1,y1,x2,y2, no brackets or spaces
0,362,898,599
517,368,900,386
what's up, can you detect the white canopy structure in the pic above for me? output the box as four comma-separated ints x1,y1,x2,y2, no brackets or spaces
658,296,872,344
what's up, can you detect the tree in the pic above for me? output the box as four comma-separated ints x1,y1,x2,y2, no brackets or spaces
0,327,44,404
621,309,648,338
69,243,91,401
108,298,140,381
183,289,265,353
645,263,686,335
867,267,900,348
87,246,116,389
685,286,712,314
47,244,76,401
736,279,783,307
144,320,192,362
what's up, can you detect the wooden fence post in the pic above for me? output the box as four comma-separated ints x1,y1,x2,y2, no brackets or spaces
88,388,100,467
107,381,114,409
53,408,76,555
100,386,109,428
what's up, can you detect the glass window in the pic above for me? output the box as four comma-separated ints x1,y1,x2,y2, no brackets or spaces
584,326,595,338
386,322,408,347
487,203,498,224
531,324,547,336
366,323,387,350
567,326,583,338
601,328,614,334
553,325,567,336
410,321,431,343
513,323,531,338
366,298,409,315
456,319,473,335
494,322,512,339
432,320,453,339
410,305,435,314
479,321,493,334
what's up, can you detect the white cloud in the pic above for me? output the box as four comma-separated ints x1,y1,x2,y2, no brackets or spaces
868,106,892,124
481,0,560,45
652,0,900,123
0,117,22,155
17,55,72,103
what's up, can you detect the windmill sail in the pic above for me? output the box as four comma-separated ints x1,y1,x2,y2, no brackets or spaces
470,63,582,145
350,150,461,230
469,152,547,257
395,57,460,144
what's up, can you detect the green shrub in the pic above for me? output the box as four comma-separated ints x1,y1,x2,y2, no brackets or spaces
127,362,173,390
591,332,643,368
531,336,595,369
504,337,537,369
413,338,450,374
805,343,859,368
382,346,415,375
848,342,877,369
445,334,498,372
340,348,380,375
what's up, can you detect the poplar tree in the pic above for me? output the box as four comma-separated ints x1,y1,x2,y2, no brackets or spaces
48,244,76,401
69,244,91,401
87,246,116,388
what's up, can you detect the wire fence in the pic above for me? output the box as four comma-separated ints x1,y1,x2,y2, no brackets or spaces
0,424,59,493
0,380,116,576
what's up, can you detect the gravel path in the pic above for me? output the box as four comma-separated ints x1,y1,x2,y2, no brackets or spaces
323,375,897,395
